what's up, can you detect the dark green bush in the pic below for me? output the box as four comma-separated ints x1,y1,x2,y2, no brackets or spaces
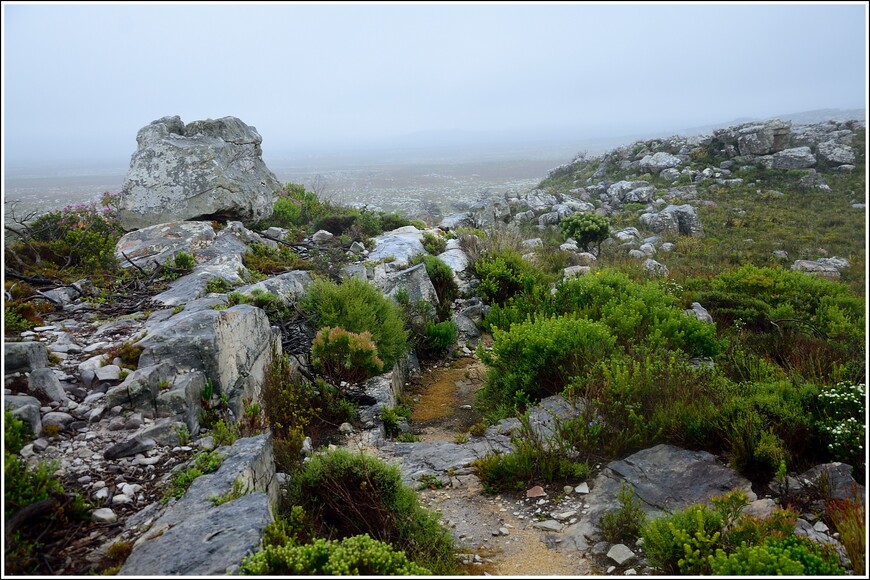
243,243,308,275
241,534,430,575
421,231,446,255
311,326,384,387
559,212,610,253
412,254,458,320
600,482,647,543
302,278,409,369
472,250,540,306
286,449,456,574
262,352,318,472
421,320,457,356
478,315,616,418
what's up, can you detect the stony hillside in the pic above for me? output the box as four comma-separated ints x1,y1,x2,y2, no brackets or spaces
4,116,865,576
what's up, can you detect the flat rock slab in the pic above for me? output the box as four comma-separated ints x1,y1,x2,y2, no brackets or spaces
607,543,636,565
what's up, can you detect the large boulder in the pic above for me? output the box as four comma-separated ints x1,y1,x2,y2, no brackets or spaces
761,146,817,170
5,342,50,374
118,116,280,230
640,204,703,237
119,435,277,576
367,226,426,266
736,120,791,156
817,140,855,165
638,152,681,174
132,304,279,423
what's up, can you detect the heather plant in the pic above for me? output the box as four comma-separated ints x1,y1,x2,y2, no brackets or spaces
410,254,459,320
814,380,865,474
311,326,384,388
5,192,124,281
709,536,845,575
599,482,647,543
472,249,542,306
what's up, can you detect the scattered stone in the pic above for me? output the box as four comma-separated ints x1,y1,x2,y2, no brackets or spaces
532,519,564,532
92,508,118,523
312,229,334,242
104,437,156,460
526,486,547,498
575,482,590,494
607,543,636,565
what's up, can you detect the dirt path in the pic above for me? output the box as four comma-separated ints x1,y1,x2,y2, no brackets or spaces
404,356,594,576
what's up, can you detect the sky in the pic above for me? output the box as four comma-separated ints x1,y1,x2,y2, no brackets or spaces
2,1,867,171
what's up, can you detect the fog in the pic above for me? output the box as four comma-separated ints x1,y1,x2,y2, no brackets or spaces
2,1,866,175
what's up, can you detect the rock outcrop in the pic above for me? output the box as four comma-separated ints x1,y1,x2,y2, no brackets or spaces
118,116,280,230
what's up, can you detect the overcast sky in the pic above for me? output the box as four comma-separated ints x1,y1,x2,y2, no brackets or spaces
2,1,867,170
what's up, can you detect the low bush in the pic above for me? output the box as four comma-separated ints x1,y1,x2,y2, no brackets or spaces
286,449,456,574
262,352,319,472
826,492,865,575
162,451,222,504
473,250,543,307
600,482,647,543
477,315,616,418
473,412,590,492
709,536,845,575
421,231,446,255
301,278,409,369
240,534,431,575
642,502,725,575
559,212,610,253
411,254,458,320
311,326,384,387
421,320,457,356
242,243,308,275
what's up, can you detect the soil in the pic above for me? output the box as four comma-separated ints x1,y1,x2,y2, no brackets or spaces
403,354,595,576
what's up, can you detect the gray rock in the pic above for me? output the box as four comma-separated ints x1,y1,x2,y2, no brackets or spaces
104,437,156,460
764,146,817,170
532,519,564,532
575,482,590,494
643,259,669,277
638,243,656,257
684,302,713,323
436,248,469,275
92,508,118,524
798,463,864,501
772,250,789,260
660,167,681,182
115,222,216,270
42,411,75,431
341,264,368,281
140,420,188,447
234,270,313,304
537,211,560,226
28,368,68,403
522,238,544,249
4,394,43,437
817,140,855,165
375,263,439,308
312,229,334,242
439,213,475,230
452,313,481,339
78,355,106,389
791,259,842,280
639,152,681,174
736,120,790,156
367,226,426,266
95,365,122,382
118,116,279,229
641,204,703,238
5,342,50,374
613,227,641,243
119,435,277,576
136,305,278,424
563,266,591,279
607,544,636,565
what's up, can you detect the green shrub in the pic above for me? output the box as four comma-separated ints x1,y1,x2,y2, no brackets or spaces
710,536,845,575
478,315,616,417
4,410,63,517
814,380,865,472
211,419,240,447
421,231,446,255
559,213,610,253
162,451,222,504
600,482,647,543
826,494,865,575
204,277,233,294
262,352,318,472
286,449,456,574
413,254,458,320
421,320,457,355
472,250,542,307
172,251,195,270
473,412,590,492
240,534,431,575
243,243,308,275
302,278,409,369
381,212,411,231
642,503,725,574
228,288,293,322
311,326,384,387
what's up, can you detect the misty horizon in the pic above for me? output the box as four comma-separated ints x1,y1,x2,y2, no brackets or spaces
2,2,866,175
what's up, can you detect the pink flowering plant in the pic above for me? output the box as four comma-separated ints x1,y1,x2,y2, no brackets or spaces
13,191,125,277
